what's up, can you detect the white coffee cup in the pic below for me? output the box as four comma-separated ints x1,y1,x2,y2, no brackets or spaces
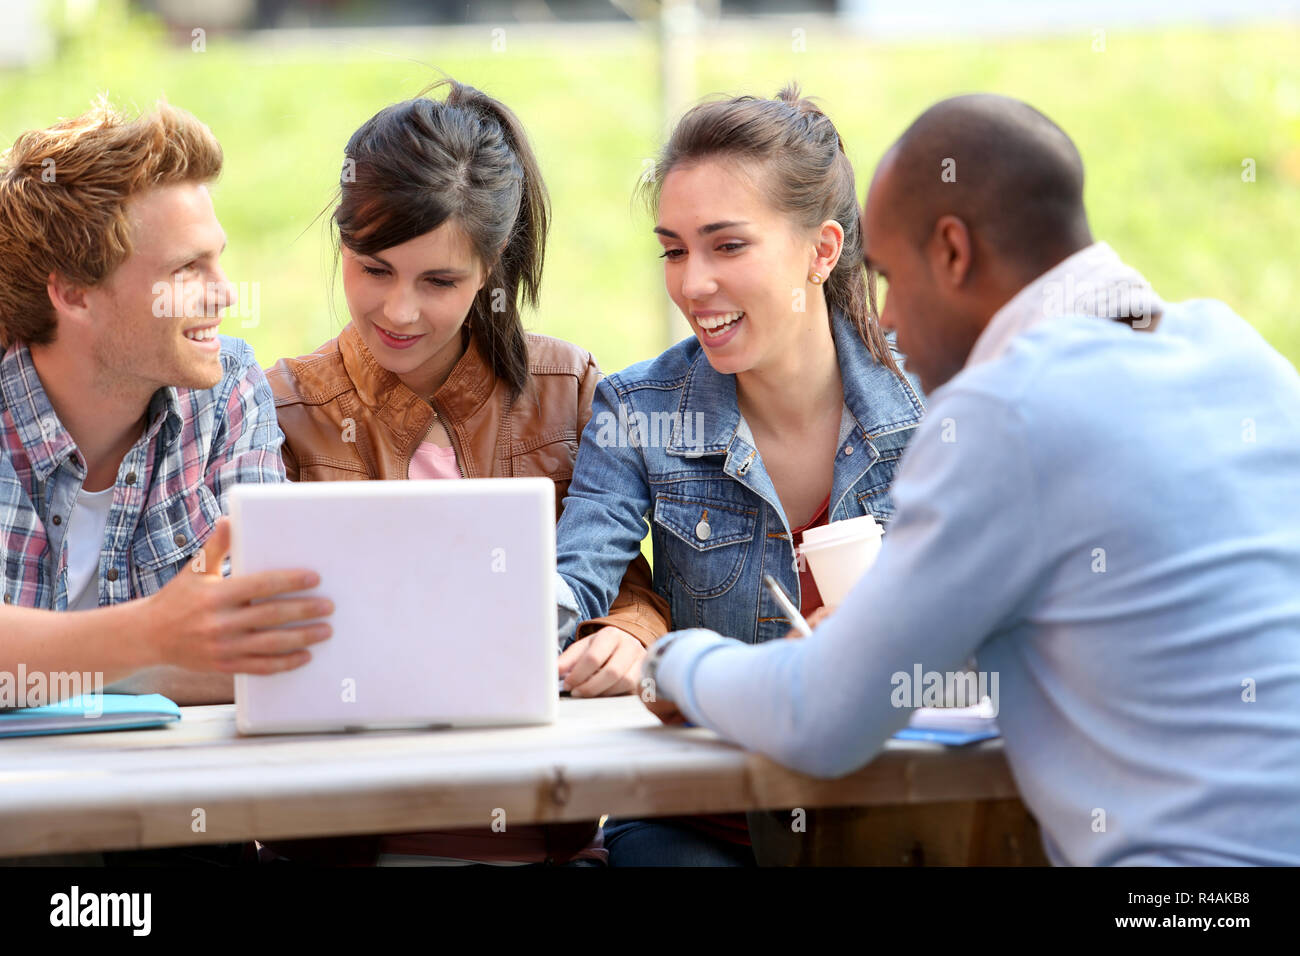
798,514,884,606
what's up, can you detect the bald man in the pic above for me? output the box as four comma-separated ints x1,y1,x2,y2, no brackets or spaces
641,95,1300,866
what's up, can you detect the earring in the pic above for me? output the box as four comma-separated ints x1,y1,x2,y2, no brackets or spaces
809,272,824,285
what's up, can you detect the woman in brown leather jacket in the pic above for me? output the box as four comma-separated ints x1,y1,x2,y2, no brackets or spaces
259,80,668,866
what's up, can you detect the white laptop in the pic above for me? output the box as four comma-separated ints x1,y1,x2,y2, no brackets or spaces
229,478,557,734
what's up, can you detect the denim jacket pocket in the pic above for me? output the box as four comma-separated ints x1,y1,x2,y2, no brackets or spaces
652,492,756,598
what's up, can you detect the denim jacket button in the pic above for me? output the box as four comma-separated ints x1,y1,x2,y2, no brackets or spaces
844,445,855,456
695,519,712,541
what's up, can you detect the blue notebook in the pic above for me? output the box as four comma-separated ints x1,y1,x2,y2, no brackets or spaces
891,727,1001,746
891,702,1001,747
0,693,181,738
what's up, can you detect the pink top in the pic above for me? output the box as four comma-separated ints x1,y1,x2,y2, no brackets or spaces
375,435,612,864
407,441,461,480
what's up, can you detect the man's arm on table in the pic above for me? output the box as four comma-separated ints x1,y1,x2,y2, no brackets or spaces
1,521,330,705
654,391,1045,778
0,601,166,689
1,613,231,706
2,612,286,707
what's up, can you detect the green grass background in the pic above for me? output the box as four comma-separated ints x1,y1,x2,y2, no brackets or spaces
2,5,1297,376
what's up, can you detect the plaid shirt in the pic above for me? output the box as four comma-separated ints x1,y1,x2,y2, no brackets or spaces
1,336,285,609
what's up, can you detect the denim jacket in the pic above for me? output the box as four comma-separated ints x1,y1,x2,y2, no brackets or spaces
556,316,925,647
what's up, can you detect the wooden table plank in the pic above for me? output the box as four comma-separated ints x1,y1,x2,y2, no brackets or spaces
0,697,1020,856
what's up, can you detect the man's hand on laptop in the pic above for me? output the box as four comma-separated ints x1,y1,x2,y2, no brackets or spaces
138,517,333,675
557,626,645,697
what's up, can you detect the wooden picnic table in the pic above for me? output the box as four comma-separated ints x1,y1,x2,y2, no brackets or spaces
0,696,1047,864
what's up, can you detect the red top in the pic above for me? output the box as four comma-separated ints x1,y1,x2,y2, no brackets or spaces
792,494,832,616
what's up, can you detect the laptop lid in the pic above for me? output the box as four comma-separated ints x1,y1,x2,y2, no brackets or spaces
229,478,557,734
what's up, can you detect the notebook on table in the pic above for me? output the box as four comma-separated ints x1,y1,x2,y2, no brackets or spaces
0,694,180,738
892,698,1001,746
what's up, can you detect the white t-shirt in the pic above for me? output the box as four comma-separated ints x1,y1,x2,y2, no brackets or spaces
65,485,115,611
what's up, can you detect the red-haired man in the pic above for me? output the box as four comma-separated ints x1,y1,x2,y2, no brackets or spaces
0,100,330,706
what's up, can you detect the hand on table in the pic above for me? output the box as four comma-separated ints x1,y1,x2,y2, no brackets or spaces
558,625,646,697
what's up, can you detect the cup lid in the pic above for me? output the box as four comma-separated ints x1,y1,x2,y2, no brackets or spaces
799,513,883,549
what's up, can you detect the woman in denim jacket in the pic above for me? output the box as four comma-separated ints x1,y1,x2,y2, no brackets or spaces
554,85,926,865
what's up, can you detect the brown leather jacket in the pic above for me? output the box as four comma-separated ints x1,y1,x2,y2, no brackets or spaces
264,321,669,647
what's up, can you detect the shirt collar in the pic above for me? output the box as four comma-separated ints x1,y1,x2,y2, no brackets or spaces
966,241,1165,370
830,310,925,439
147,384,186,451
667,348,741,455
1,342,80,482
0,342,185,483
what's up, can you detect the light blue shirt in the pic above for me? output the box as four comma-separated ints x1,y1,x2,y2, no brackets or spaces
654,244,1300,866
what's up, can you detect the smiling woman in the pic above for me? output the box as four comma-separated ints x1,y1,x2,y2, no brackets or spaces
553,84,926,865
339,220,489,392
259,79,672,868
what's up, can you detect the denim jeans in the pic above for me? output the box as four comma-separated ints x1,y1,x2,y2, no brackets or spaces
603,819,756,867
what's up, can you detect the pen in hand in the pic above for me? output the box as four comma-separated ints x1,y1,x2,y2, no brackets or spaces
763,574,814,638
